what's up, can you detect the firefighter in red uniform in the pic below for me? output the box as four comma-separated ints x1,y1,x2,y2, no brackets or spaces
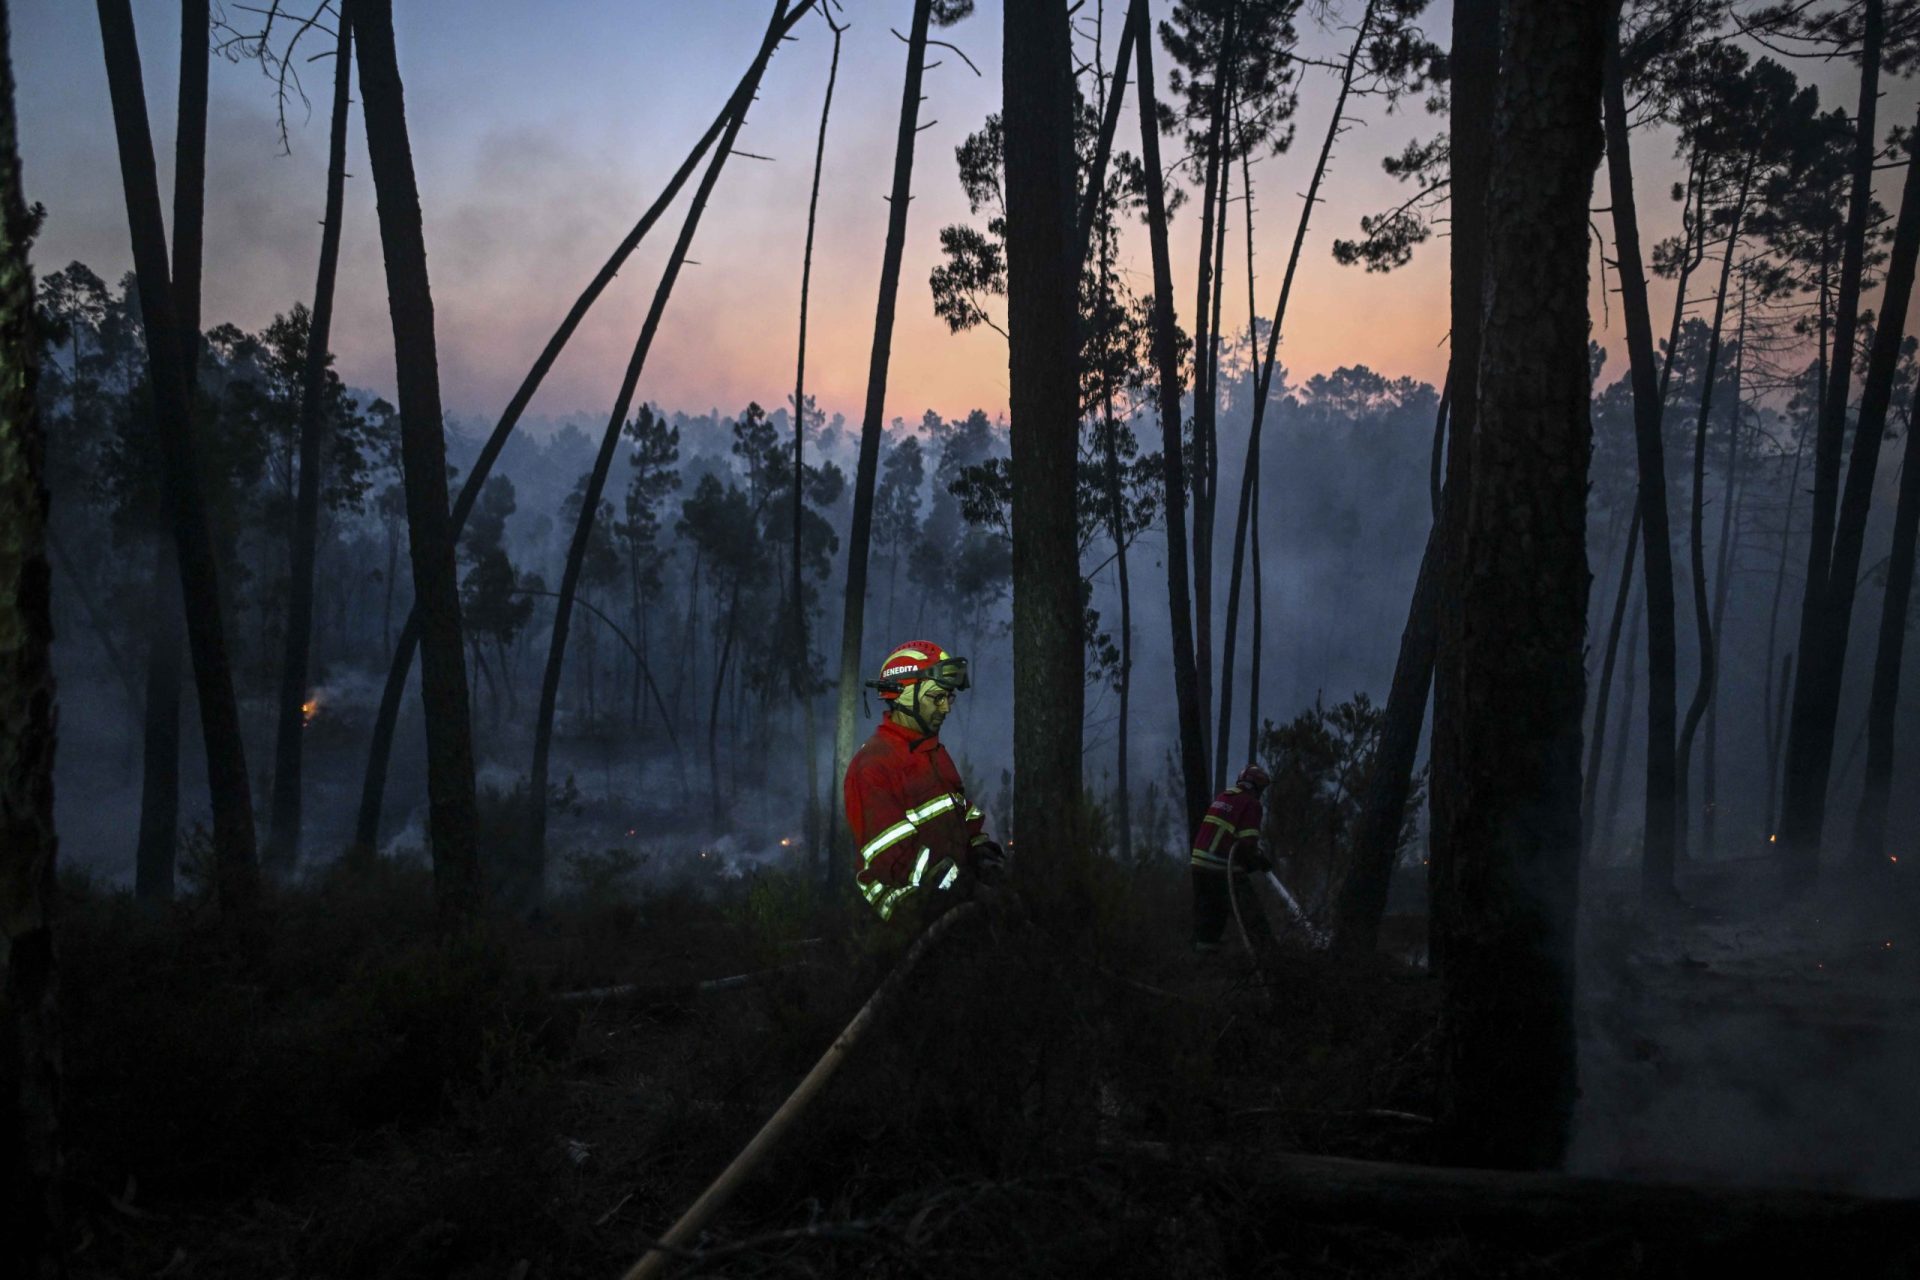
1190,764,1275,952
845,640,1007,922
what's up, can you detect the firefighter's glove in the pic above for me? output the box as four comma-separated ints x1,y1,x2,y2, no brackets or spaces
1237,851,1273,875
970,840,1010,887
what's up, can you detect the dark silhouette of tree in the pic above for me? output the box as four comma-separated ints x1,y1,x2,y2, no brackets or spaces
1855,338,1920,865
267,5,353,872
1133,0,1211,832
1780,0,1884,884
351,0,479,924
0,4,62,1265
792,7,844,871
831,0,968,861
96,0,260,915
1430,0,1607,1169
526,7,794,892
1004,0,1083,875
347,0,816,859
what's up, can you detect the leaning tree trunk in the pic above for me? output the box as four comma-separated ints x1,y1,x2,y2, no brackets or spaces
1780,0,1883,885
1005,0,1083,879
0,8,63,1264
1853,383,1920,865
1133,0,1211,832
793,13,841,873
1601,8,1681,903
97,0,259,915
1675,163,1752,864
133,0,208,900
1423,0,1499,982
352,0,478,924
346,0,812,859
530,9,788,888
1808,96,1920,875
1218,0,1375,793
1431,0,1604,1170
1599,584,1645,856
267,9,353,873
829,0,934,862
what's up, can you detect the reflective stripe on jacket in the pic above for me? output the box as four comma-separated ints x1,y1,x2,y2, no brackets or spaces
1190,785,1262,872
844,718,991,920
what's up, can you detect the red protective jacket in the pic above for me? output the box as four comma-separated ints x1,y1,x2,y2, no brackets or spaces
845,718,991,920
1190,785,1263,872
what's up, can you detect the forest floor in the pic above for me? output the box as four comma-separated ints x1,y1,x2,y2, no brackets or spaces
50,843,1919,1279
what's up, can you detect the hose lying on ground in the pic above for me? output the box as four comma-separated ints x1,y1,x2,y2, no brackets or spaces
620,901,982,1280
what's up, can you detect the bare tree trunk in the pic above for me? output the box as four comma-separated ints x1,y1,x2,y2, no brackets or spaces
97,0,259,914
1133,0,1211,832
1781,0,1883,884
1247,460,1263,763
1704,281,1751,857
1806,96,1920,876
1599,584,1644,857
347,0,812,858
0,10,63,1262
1218,0,1374,789
1675,163,1752,864
1583,502,1641,854
1600,8,1680,903
1425,0,1498,981
1432,0,1604,1169
1853,391,1920,866
1005,0,1083,874
267,9,352,873
830,0,934,864
1197,95,1234,787
795,11,841,871
531,11,788,888
352,0,478,924
1761,429,1806,836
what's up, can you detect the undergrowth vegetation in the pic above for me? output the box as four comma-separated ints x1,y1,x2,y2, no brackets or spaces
61,849,1708,1278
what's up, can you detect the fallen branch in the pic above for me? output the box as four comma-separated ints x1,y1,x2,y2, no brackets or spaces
621,903,981,1280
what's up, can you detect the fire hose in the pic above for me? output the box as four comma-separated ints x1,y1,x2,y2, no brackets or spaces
620,901,982,1280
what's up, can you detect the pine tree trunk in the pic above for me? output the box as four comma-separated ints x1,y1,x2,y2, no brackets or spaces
1781,0,1883,883
1852,388,1920,866
1218,0,1374,792
1582,502,1640,854
1675,164,1752,864
1761,431,1806,837
1425,0,1498,981
352,0,479,924
1431,0,1604,1169
529,13,785,887
1600,9,1681,903
830,0,934,862
0,8,63,1261
267,10,353,873
1599,584,1644,857
1133,0,1211,832
1005,0,1083,874
1803,95,1920,875
346,0,811,858
1704,283,1751,857
97,0,259,914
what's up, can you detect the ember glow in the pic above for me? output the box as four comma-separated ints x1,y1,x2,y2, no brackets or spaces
301,694,320,726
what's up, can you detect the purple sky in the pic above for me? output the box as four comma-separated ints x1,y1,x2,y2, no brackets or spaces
14,1,1913,432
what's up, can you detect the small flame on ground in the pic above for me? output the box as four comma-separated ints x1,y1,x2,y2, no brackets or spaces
301,695,320,726
780,838,791,847
1769,834,1778,843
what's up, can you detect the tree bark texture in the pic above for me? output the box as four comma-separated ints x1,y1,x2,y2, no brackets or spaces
1004,0,1084,875
1133,0,1211,833
268,8,353,873
1853,374,1920,865
0,6,63,1264
96,0,260,915
1431,0,1604,1169
347,0,814,857
1600,9,1679,901
830,0,933,865
1781,0,1882,883
1425,0,1497,981
352,0,479,924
